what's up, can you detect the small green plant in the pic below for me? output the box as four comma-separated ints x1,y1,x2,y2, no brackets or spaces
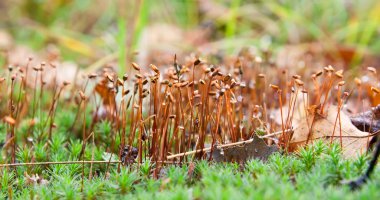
165,165,188,186
83,177,105,199
95,120,112,145
1,169,15,194
53,172,82,199
140,159,152,178
110,168,139,194
298,146,317,171
69,139,83,160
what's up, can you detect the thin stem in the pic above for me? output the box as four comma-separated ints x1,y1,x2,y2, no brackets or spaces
81,98,87,192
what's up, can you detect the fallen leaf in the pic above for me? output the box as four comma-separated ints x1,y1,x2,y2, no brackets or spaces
288,105,371,158
93,76,117,121
212,135,279,163
94,77,116,108
350,104,380,133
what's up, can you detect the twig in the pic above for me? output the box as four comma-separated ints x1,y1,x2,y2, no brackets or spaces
0,160,180,168
89,132,95,180
0,161,121,168
167,129,292,160
260,129,293,138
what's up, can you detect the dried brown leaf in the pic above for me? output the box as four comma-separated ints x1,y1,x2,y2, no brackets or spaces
350,104,380,133
289,105,371,158
94,77,116,107
212,135,279,162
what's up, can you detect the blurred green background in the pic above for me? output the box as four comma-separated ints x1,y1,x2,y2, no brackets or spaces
1,0,380,71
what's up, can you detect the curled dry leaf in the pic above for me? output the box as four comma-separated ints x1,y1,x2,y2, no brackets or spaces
94,77,117,121
95,77,116,107
288,105,371,158
350,104,380,133
212,135,279,163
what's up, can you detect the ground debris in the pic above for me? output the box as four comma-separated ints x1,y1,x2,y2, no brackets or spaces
24,172,48,186
212,135,279,163
350,104,380,133
120,145,138,165
288,105,371,158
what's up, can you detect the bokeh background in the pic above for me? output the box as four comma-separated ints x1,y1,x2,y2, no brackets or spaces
1,0,380,74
